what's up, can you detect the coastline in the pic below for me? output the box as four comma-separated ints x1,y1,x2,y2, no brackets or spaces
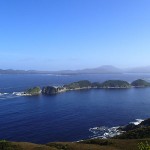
88,119,144,140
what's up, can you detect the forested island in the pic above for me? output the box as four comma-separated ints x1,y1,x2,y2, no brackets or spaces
131,79,150,87
21,79,150,96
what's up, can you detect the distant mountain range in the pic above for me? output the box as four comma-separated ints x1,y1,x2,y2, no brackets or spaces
1,65,150,74
125,66,150,73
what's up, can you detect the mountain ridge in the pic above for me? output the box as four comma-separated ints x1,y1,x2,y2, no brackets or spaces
1,65,150,74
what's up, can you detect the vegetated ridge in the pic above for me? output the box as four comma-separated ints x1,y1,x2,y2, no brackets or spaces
23,79,150,96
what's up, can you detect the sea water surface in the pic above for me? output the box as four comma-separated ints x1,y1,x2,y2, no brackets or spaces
0,73,150,143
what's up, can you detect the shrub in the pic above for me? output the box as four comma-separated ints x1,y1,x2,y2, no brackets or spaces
0,140,21,150
138,141,150,150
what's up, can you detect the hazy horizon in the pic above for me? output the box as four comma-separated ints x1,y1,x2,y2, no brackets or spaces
0,0,150,70
2,65,150,72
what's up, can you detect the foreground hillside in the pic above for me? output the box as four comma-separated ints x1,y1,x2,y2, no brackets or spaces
2,118,150,149
1,139,150,150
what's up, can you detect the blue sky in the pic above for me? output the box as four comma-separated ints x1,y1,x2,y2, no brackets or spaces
0,0,150,70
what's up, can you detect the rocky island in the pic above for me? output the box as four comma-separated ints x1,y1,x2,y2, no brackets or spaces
24,86,41,96
41,80,92,95
63,80,92,90
13,87,41,96
131,79,150,87
15,79,150,96
100,80,131,88
42,86,66,95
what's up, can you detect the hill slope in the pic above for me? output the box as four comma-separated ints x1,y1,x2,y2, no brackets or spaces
1,139,150,150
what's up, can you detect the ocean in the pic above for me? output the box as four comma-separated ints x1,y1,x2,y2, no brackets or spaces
0,73,150,143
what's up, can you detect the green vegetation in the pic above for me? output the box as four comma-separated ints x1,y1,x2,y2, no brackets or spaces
101,80,131,88
80,139,113,146
138,141,150,150
47,143,69,150
131,79,150,87
25,86,41,95
1,139,150,150
119,123,138,131
140,118,150,126
115,118,150,139
91,82,102,88
24,79,150,96
47,139,147,150
115,127,150,139
0,140,22,150
64,80,92,90
42,86,58,95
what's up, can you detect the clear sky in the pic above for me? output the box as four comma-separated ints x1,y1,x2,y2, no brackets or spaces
0,0,150,70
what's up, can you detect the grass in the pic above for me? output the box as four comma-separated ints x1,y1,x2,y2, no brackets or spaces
0,139,150,150
138,141,150,150
0,140,22,150
1,138,150,150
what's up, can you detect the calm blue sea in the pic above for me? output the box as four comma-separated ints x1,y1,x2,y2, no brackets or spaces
0,73,150,143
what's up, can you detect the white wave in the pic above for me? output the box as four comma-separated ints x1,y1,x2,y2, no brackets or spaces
0,93,9,96
12,92,31,96
0,91,33,100
0,92,23,100
4,93,8,95
130,119,144,125
13,92,24,96
89,119,144,139
89,126,123,139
